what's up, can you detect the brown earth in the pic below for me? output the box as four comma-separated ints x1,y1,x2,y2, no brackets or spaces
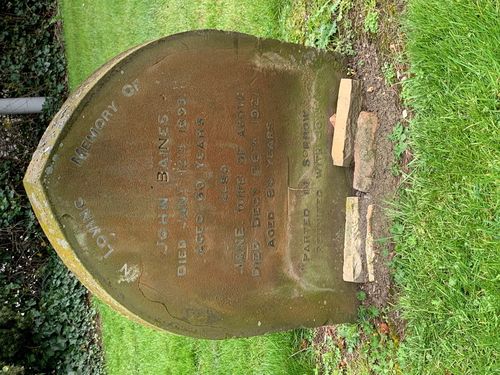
312,0,408,367
349,0,408,332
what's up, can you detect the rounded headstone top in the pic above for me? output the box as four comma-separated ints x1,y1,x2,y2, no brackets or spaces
25,30,357,338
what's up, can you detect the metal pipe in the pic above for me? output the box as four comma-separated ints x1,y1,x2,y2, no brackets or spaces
0,97,46,114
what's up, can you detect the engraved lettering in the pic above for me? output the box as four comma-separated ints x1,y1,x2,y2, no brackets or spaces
251,240,262,277
175,143,188,173
236,175,246,212
302,208,311,263
177,240,187,277
176,196,188,221
176,97,188,132
74,197,84,209
156,198,168,254
158,114,169,125
250,138,261,176
250,94,260,121
118,263,140,284
195,214,205,255
236,146,246,165
158,138,169,150
122,79,139,97
267,211,276,248
195,117,206,169
157,171,170,182
266,177,275,198
156,113,171,183
235,92,245,137
195,180,206,201
70,101,118,166
219,165,229,202
251,188,261,228
234,227,246,274
94,118,106,130
302,110,311,167
101,109,112,122
265,122,274,166
158,227,168,241
74,197,115,259
313,146,323,179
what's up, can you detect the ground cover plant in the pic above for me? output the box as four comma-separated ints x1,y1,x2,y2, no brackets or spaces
0,1,103,373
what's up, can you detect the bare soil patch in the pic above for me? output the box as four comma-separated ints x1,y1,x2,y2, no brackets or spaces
311,0,408,367
348,0,407,309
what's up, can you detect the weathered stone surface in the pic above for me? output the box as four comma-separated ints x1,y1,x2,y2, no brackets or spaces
353,111,379,192
331,79,362,167
343,197,365,283
365,204,375,282
24,30,358,339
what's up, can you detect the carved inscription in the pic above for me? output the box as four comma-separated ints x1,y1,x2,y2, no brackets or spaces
235,92,245,137
118,263,140,284
70,101,118,166
157,197,169,254
74,197,114,259
251,240,262,277
177,240,187,277
195,117,206,169
177,97,188,132
157,114,170,183
224,88,281,277
234,226,246,274
219,165,229,202
265,122,274,167
195,213,205,255
302,110,311,167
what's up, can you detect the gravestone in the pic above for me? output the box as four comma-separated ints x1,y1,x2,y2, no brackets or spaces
24,30,357,339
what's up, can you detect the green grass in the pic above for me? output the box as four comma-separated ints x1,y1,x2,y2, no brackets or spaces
155,0,288,39
60,0,290,89
97,300,311,375
395,0,499,373
60,0,354,88
60,0,164,87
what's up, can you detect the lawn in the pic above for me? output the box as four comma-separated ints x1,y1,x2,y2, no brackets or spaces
60,0,291,88
395,0,499,373
96,299,309,374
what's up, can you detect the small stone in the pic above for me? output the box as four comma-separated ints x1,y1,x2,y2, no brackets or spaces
367,86,374,93
402,109,408,118
329,113,336,128
343,197,365,283
365,204,375,282
378,322,389,334
331,79,362,167
353,111,379,192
